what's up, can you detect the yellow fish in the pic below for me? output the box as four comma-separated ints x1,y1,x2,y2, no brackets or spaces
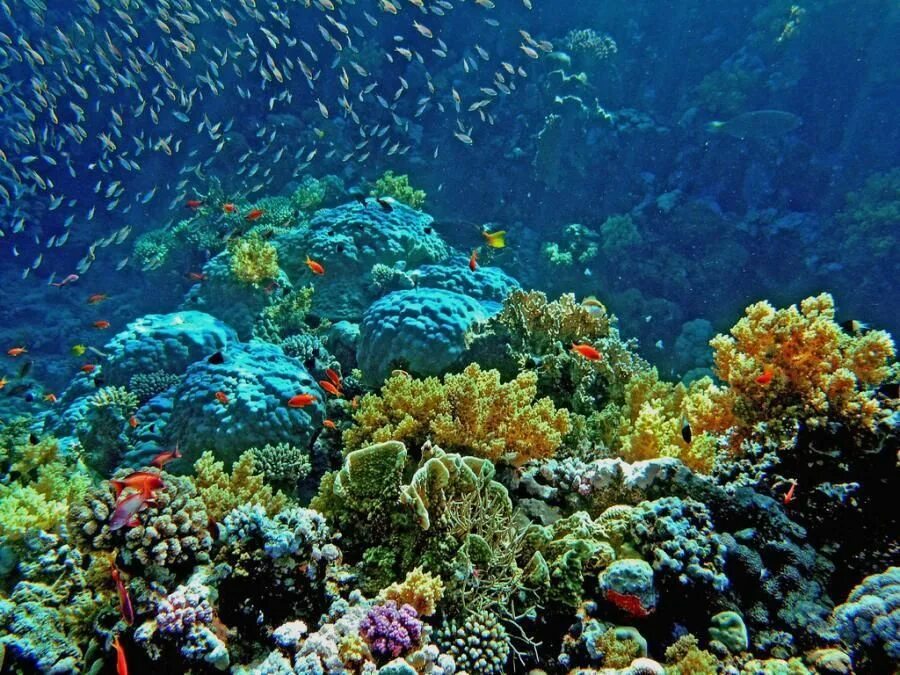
482,229,506,249
71,344,87,356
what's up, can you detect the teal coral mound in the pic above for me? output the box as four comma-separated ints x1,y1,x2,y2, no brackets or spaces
832,566,900,666
181,252,290,340
357,288,491,385
274,201,450,321
415,257,521,304
163,341,325,466
103,311,237,386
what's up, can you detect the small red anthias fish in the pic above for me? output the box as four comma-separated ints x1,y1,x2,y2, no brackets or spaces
305,255,325,276
469,248,479,272
188,272,207,281
110,562,135,625
7,347,27,357
109,491,153,531
44,393,58,404
87,293,108,304
323,419,337,429
186,199,203,209
288,393,317,408
325,368,342,388
112,634,128,675
245,208,265,221
571,342,602,361
93,320,111,329
151,445,182,469
319,380,343,397
783,480,798,505
51,273,80,287
756,368,774,385
128,415,138,428
605,589,652,618
222,202,237,213
110,471,165,499
80,364,97,373
215,390,229,405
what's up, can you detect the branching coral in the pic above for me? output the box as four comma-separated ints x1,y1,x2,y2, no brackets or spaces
344,363,570,466
709,293,895,446
371,170,426,209
228,233,280,285
433,610,510,674
250,442,312,491
379,567,444,617
253,285,315,342
192,450,289,522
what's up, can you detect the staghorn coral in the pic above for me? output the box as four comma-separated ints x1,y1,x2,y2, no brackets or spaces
709,293,895,447
371,170,426,210
193,450,289,522
344,363,570,466
229,232,280,285
379,567,444,617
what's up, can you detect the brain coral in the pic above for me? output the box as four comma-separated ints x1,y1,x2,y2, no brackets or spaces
103,311,237,386
273,201,449,320
164,341,325,465
357,288,492,384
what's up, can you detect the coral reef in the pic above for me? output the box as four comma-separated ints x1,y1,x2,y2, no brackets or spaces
831,566,899,667
433,610,510,674
193,450,289,521
229,233,280,286
370,171,426,210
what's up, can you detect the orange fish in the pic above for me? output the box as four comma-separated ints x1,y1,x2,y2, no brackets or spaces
288,393,317,408
93,320,111,329
186,199,203,209
323,419,337,429
80,364,97,373
150,445,182,469
571,343,602,361
325,368,342,387
110,471,166,499
188,272,206,281
44,393,57,403
215,391,229,405
87,293,108,304
305,255,325,276
128,415,138,428
112,635,128,675
469,248,478,272
783,480,798,505
0,377,7,390
246,208,265,221
110,564,135,626
319,380,342,397
222,203,237,213
755,369,773,385
7,347,27,357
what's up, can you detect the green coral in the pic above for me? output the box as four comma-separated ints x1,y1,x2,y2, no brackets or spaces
253,285,314,341
542,223,600,267
371,170,426,209
291,175,327,212
192,450,289,522
344,363,570,466
78,387,140,472
229,233,280,285
837,168,900,262
600,213,642,256
133,228,175,271
249,442,311,492
246,195,297,230
433,610,510,674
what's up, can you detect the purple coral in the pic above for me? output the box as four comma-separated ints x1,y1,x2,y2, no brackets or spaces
156,580,214,635
358,600,422,659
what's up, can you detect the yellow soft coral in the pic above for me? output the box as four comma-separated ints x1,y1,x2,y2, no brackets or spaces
710,293,894,441
379,566,444,616
193,450,288,521
229,233,279,285
344,364,570,466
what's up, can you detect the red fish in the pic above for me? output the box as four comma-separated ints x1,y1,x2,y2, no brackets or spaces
323,419,337,429
288,393,316,408
571,343,602,361
109,491,152,531
222,203,237,213
80,364,97,373
109,471,165,499
44,393,58,403
110,563,135,625
755,369,773,385
305,255,325,276
605,589,651,617
128,415,138,428
188,272,206,281
246,208,265,221
51,273,80,287
93,320,111,329
186,199,203,209
783,481,798,505
87,293,108,304
469,248,478,272
319,380,342,397
325,368,342,388
7,347,27,357
112,635,128,675
215,391,229,405
150,445,182,469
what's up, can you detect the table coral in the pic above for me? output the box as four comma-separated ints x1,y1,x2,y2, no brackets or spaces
345,363,570,466
709,293,894,447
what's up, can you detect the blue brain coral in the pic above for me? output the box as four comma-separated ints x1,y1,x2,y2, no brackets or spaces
357,288,492,384
103,311,237,386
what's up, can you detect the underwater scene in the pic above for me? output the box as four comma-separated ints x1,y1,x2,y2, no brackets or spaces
0,0,898,673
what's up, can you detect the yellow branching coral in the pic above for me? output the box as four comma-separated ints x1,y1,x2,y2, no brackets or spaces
379,567,445,616
344,363,570,466
229,232,279,285
710,293,895,438
193,450,288,521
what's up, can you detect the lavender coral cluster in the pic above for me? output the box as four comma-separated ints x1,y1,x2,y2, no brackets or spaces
359,600,423,660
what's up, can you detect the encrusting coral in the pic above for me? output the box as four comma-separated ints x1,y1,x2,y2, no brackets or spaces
344,362,570,466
